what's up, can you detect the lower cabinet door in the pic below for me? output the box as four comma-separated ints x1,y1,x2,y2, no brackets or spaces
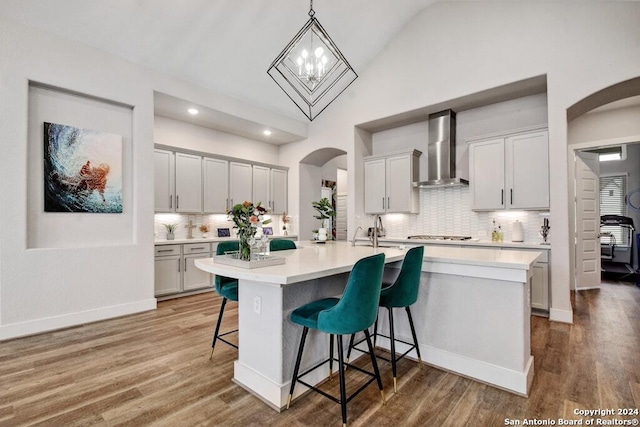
531,262,549,312
183,254,213,291
154,255,181,296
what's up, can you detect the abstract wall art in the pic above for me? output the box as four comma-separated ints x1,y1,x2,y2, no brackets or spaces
44,122,123,213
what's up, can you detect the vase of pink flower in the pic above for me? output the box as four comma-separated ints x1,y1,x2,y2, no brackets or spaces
229,201,272,260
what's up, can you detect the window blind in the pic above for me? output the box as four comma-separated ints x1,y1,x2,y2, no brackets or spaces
599,175,628,244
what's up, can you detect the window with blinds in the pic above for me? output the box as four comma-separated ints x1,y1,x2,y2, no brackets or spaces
599,175,628,244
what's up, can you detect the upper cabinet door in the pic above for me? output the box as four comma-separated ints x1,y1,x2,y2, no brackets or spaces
203,157,229,213
470,138,505,211
270,169,288,214
364,158,387,214
252,165,270,208
506,131,549,210
386,154,414,213
229,162,253,207
154,149,175,212
175,153,203,213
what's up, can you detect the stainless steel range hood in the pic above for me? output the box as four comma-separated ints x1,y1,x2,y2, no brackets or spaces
413,109,468,188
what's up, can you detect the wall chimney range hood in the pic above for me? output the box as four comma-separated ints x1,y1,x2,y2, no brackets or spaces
413,109,469,188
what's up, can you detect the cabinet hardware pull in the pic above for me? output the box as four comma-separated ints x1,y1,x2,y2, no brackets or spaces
170,195,173,209
178,259,180,272
185,260,187,271
158,249,173,253
501,189,504,205
382,197,385,210
510,189,513,205
176,195,180,209
387,197,390,210
190,247,205,250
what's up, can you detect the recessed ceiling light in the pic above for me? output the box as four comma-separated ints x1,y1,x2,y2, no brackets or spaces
187,108,199,115
263,130,272,136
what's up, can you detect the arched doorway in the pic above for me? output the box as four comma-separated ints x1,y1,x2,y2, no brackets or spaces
299,148,348,240
568,77,640,290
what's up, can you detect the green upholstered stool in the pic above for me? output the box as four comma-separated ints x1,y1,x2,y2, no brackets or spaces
287,253,386,427
209,241,239,359
269,239,296,251
347,245,424,393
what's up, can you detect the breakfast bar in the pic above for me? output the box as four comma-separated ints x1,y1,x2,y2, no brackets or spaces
195,241,542,410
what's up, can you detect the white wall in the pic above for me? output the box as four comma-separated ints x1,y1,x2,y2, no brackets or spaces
283,1,640,323
0,17,304,340
154,116,280,165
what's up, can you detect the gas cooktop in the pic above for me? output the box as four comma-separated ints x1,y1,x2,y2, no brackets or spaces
407,235,473,241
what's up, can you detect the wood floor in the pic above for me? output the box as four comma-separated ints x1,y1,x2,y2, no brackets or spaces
1,280,639,426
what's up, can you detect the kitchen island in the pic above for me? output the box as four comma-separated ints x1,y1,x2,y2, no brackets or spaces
195,242,541,410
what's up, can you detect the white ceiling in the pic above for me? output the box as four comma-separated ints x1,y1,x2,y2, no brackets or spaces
0,0,440,139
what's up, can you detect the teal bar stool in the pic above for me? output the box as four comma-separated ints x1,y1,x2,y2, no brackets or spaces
269,238,296,251
287,253,386,427
347,245,424,393
209,241,239,359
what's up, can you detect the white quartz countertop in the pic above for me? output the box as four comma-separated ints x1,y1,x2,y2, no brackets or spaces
155,235,297,245
195,241,406,285
194,241,543,286
355,236,551,250
422,245,542,270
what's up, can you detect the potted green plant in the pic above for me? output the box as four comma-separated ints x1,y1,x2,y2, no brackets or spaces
311,197,335,241
163,223,177,240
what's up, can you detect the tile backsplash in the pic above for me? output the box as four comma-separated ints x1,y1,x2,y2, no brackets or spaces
154,213,293,240
356,186,549,243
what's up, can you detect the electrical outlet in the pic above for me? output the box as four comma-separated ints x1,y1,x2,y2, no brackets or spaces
477,230,487,237
253,296,261,314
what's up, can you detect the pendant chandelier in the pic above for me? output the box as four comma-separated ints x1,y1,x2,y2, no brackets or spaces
267,0,357,121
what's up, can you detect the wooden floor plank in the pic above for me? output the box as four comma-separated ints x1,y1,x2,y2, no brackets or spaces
0,280,638,426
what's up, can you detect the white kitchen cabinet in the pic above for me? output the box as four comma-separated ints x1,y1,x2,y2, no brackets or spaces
175,153,203,213
154,245,181,296
364,150,420,214
182,243,213,291
154,149,175,212
469,129,549,211
364,158,387,214
469,138,505,211
203,157,229,213
252,165,270,207
270,168,287,214
229,161,253,207
251,166,287,214
506,131,549,210
155,243,213,298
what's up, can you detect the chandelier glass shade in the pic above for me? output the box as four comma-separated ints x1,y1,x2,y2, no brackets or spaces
267,2,357,121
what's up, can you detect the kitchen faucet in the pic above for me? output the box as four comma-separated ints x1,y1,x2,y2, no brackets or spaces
371,215,383,248
351,226,363,246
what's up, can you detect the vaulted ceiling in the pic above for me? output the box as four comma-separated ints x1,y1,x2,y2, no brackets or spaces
0,0,439,125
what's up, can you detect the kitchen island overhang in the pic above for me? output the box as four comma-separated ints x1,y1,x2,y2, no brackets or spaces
195,242,542,410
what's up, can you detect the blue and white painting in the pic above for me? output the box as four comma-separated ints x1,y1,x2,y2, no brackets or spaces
44,122,123,213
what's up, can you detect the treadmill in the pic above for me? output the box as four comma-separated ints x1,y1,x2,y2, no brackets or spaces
600,215,636,279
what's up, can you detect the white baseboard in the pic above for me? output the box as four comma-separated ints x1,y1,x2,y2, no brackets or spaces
549,307,574,324
0,298,157,341
373,337,532,396
234,358,331,411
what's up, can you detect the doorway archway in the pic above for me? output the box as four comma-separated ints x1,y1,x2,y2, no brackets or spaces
299,148,347,240
568,76,640,290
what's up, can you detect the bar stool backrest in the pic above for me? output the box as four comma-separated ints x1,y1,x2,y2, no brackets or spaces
317,253,386,335
270,239,297,251
381,246,424,308
215,241,240,294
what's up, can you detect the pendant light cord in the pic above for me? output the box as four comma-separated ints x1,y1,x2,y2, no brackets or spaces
309,0,315,17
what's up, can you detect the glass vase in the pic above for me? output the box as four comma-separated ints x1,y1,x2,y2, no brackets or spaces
237,229,254,261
